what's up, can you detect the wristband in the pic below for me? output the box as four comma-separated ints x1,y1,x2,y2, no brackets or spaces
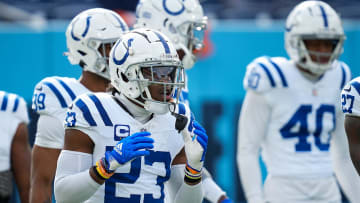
95,159,114,180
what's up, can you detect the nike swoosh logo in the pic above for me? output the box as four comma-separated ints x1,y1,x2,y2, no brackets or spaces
98,27,106,31
36,86,43,91
344,85,351,92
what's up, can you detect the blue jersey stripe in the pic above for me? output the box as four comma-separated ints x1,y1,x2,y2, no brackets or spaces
56,78,76,101
75,99,97,126
13,96,19,112
258,62,276,87
319,5,328,28
340,64,346,90
43,82,68,108
267,58,288,87
154,31,170,54
1,92,8,111
88,94,113,126
351,81,360,96
181,91,189,102
178,103,186,115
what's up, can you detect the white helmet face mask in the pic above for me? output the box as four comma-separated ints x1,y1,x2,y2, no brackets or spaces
134,0,207,69
285,1,345,76
65,8,129,80
109,28,185,114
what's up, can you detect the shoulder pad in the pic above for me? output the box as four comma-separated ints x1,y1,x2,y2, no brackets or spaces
243,56,289,93
336,60,352,90
0,91,29,123
65,93,114,129
341,77,360,117
32,77,79,115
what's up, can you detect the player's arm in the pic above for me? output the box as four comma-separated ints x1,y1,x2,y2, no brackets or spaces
11,122,31,203
55,128,155,202
202,168,232,203
237,91,269,203
341,78,360,174
331,114,360,203
344,115,360,174
167,103,210,203
168,149,203,203
54,129,101,203
30,115,63,203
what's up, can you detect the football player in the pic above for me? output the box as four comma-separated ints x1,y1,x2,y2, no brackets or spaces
54,28,208,203
237,1,360,203
135,1,232,202
0,91,30,203
30,8,128,203
341,77,360,174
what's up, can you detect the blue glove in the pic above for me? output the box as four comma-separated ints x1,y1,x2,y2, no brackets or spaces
103,131,154,172
220,198,233,203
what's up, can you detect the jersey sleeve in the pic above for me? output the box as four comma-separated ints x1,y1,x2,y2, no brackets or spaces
13,95,29,124
32,77,72,117
34,114,65,149
341,77,360,117
243,56,288,93
64,94,98,138
32,77,75,148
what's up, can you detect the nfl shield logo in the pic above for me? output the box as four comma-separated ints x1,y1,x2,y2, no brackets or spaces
114,124,130,141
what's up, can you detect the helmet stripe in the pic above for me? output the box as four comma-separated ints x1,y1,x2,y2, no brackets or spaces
319,5,328,28
154,31,170,54
1,92,8,111
111,13,126,31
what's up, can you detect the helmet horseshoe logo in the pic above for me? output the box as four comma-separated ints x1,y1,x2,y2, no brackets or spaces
163,0,185,16
71,16,92,41
111,13,127,31
113,38,134,65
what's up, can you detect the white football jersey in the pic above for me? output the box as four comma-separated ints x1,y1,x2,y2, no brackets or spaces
65,92,184,203
32,76,90,148
243,56,351,177
341,76,360,117
0,91,29,171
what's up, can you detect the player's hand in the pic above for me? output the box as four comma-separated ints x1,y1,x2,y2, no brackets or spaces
103,131,154,172
219,198,233,203
170,103,208,172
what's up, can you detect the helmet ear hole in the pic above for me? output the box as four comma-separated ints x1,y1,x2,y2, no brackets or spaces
79,61,87,68
121,72,129,82
77,50,87,56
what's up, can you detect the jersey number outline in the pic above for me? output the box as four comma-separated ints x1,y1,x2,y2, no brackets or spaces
32,93,46,111
280,104,335,152
104,146,171,203
341,93,355,113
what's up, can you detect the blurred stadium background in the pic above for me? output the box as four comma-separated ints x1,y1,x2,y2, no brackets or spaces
1,0,360,202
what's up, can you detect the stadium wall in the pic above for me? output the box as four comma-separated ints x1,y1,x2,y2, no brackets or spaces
1,20,359,202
